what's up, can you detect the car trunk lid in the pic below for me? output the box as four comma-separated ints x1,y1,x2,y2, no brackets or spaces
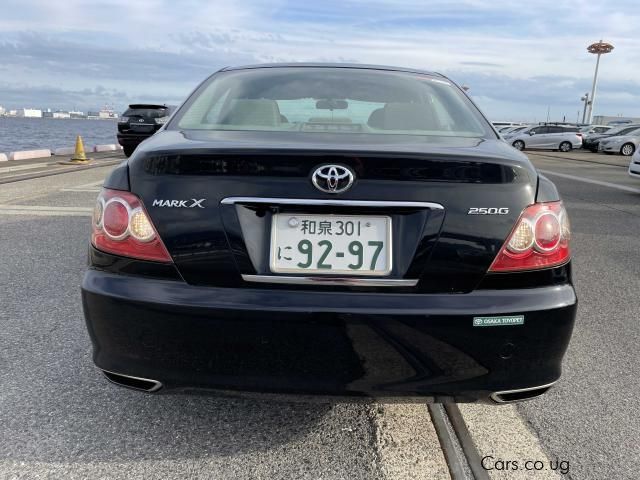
128,131,537,293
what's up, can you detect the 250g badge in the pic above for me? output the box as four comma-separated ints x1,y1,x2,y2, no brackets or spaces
468,207,510,215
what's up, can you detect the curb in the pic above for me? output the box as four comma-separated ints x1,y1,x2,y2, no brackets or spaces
4,142,123,161
93,144,119,152
9,149,52,161
53,147,76,156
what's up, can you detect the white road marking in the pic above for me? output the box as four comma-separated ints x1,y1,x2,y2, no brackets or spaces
64,180,103,188
0,162,51,174
539,169,640,194
0,205,92,216
60,180,103,193
59,180,104,193
60,187,102,193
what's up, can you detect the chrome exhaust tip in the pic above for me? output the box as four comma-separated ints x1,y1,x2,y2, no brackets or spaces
101,369,163,393
491,381,556,404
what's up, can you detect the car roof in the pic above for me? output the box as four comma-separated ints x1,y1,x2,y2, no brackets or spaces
219,62,445,78
128,104,170,110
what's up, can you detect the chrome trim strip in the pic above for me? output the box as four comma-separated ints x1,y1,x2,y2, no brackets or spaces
221,197,444,210
242,274,418,287
490,381,557,404
101,369,163,393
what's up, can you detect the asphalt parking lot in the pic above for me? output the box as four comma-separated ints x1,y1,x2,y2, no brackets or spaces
0,149,638,479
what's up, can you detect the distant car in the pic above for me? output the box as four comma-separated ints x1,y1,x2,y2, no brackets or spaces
629,148,640,179
117,104,175,157
510,125,582,152
582,124,640,152
502,125,529,140
580,125,612,135
82,63,576,403
598,129,640,156
492,121,524,129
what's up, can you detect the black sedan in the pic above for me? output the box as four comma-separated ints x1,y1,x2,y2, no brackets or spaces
82,64,577,403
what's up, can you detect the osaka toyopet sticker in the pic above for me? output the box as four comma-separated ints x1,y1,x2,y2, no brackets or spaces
473,315,525,327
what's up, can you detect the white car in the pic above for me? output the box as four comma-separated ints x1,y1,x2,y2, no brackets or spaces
580,125,612,135
629,148,640,179
510,125,583,152
598,130,640,156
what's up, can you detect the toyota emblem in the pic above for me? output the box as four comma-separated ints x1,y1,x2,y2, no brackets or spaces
311,165,354,194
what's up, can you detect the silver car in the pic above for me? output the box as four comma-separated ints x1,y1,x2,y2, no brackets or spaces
580,125,612,135
629,148,640,179
510,125,582,152
598,127,640,156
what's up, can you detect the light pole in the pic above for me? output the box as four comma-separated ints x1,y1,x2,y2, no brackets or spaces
585,40,614,124
580,92,589,124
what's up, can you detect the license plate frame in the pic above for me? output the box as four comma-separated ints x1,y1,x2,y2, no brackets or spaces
269,213,392,276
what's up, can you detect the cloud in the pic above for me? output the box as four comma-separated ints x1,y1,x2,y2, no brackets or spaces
0,83,184,112
0,31,258,86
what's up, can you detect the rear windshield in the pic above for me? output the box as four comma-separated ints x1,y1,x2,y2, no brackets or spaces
171,68,493,137
123,108,168,118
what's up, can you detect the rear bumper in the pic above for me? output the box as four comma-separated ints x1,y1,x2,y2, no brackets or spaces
81,269,577,402
116,133,151,148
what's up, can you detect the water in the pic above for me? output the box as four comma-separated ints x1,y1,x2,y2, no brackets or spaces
0,117,119,153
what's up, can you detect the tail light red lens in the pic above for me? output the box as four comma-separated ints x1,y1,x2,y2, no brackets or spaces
103,200,129,238
489,201,571,272
91,189,172,263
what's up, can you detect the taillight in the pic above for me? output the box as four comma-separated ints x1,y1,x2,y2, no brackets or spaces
91,188,172,263
489,201,571,272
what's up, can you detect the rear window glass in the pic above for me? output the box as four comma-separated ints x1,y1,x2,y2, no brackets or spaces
172,68,492,137
123,108,168,118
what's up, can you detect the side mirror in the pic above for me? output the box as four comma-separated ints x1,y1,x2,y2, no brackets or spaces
529,131,535,135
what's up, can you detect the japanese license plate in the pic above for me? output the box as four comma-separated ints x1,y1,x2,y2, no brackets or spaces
270,214,392,275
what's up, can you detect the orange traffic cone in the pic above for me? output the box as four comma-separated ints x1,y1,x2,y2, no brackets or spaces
58,135,92,165
71,135,88,162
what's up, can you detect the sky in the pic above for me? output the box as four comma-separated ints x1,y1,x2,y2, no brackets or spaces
0,0,638,121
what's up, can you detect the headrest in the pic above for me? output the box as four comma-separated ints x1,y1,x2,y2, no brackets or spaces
380,103,440,131
219,99,281,126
